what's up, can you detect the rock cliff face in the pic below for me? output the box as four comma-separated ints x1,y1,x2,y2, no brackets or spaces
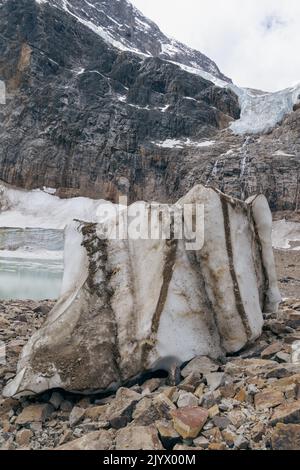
0,0,299,210
3,185,281,397
186,109,300,212
33,0,231,82
0,0,239,202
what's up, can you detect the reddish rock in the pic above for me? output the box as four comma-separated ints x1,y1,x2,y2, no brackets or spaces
0,397,19,417
171,406,208,439
16,429,33,447
234,388,248,402
271,400,300,425
208,442,226,450
84,405,109,421
16,404,53,425
115,425,163,450
261,342,283,359
57,430,114,450
254,390,284,410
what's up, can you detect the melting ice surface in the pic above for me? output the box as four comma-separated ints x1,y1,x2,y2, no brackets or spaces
230,83,300,135
0,228,64,301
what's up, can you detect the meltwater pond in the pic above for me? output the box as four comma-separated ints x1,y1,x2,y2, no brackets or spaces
0,228,64,300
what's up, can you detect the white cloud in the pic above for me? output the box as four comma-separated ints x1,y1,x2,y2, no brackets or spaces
131,0,300,92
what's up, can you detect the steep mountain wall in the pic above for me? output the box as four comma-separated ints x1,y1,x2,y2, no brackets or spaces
0,0,239,201
0,0,299,211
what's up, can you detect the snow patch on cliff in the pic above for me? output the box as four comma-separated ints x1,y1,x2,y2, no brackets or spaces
35,0,149,55
169,61,228,89
153,139,216,149
273,150,296,157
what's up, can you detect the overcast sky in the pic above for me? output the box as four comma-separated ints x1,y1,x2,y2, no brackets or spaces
131,0,300,92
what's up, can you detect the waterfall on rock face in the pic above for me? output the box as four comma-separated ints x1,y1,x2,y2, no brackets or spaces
0,228,64,300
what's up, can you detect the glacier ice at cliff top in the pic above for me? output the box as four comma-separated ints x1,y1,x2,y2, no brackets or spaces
34,0,300,136
229,83,300,135
177,62,300,135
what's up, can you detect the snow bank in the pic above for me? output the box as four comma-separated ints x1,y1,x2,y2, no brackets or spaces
272,220,300,250
0,182,118,229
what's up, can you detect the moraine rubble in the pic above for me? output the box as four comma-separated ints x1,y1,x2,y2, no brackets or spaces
1,291,300,450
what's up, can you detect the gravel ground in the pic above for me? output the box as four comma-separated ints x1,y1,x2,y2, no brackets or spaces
275,249,300,299
0,250,299,450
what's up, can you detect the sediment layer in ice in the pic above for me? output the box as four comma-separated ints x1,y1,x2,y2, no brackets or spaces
3,185,281,397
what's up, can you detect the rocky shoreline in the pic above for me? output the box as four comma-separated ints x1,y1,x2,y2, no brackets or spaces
0,248,300,450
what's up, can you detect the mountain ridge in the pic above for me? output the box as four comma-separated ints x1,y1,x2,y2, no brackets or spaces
34,0,231,83
0,0,299,211
0,0,240,202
